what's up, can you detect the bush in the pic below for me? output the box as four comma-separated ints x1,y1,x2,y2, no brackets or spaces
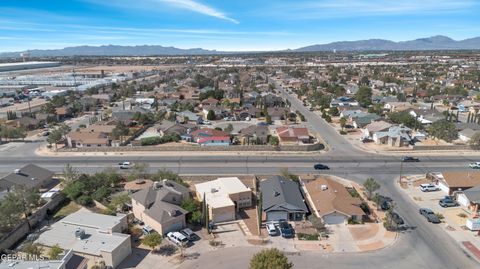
297,233,318,240
458,213,468,218
339,130,347,135
141,133,181,146
76,195,93,206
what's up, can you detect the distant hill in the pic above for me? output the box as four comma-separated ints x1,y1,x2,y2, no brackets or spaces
0,45,220,58
295,35,480,52
1,35,480,58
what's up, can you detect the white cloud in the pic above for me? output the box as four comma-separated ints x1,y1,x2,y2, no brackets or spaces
266,0,475,19
81,0,238,23
159,0,238,23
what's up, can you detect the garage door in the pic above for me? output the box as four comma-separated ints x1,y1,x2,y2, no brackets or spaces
438,182,450,194
458,193,470,207
266,211,288,222
213,212,235,223
323,213,346,225
164,221,184,234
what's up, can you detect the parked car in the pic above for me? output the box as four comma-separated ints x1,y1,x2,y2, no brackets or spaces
419,183,439,192
362,138,373,143
419,208,441,223
469,162,480,169
179,228,196,241
278,221,294,238
387,211,406,229
266,222,278,236
142,226,154,235
402,156,420,162
314,163,330,170
202,120,212,125
167,232,188,246
439,196,458,207
378,195,393,210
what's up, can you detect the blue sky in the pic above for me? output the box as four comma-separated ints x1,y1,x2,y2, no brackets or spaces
1,0,479,52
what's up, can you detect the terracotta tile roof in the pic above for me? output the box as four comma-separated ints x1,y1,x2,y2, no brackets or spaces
304,177,365,218
276,126,309,139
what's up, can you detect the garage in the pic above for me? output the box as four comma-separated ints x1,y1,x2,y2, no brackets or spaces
164,221,184,234
211,206,236,223
458,193,470,207
323,212,347,225
266,211,288,222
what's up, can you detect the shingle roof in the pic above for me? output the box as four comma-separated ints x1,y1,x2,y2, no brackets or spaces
260,176,308,213
441,171,480,188
2,164,54,190
463,186,480,204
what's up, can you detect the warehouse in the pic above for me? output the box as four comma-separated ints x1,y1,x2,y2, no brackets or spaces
0,61,60,72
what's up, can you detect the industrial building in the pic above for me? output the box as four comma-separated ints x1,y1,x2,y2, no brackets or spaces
0,61,60,72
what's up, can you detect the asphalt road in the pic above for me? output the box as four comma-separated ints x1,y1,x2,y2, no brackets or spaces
1,84,479,268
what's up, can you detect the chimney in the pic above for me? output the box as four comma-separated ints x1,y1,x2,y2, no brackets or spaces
14,169,20,174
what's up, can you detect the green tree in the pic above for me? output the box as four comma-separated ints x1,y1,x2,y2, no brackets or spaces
363,177,380,200
265,114,272,125
48,244,63,260
388,111,417,129
427,119,458,142
339,117,347,131
355,86,373,108
224,123,234,134
47,129,63,150
329,107,339,116
268,136,279,146
207,110,215,120
63,163,79,183
142,233,162,250
22,243,43,257
249,248,293,269
469,132,480,147
111,122,129,141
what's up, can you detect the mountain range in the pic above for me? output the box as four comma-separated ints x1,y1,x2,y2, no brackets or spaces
1,35,479,58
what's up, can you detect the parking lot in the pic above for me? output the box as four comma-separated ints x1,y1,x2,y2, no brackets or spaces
400,176,480,261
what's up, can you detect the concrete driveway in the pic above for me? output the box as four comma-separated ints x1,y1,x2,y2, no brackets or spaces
212,222,249,248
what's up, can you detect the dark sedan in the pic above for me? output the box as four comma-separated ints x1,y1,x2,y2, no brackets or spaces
402,156,420,162
314,164,330,170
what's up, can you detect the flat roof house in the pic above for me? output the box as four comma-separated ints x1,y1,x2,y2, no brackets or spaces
0,249,87,269
131,180,190,235
260,176,308,221
195,177,252,223
36,209,131,269
303,177,365,225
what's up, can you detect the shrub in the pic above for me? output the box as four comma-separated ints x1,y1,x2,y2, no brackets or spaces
76,195,93,206
297,233,319,241
339,130,347,135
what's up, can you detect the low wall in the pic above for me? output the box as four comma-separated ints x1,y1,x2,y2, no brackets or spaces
412,145,475,151
59,143,325,152
0,194,65,250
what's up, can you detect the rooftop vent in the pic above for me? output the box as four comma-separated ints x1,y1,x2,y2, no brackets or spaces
211,188,218,193
14,169,20,174
75,228,86,240
274,191,280,197
320,185,328,191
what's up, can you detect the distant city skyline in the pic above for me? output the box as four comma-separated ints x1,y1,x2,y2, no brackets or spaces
1,0,479,52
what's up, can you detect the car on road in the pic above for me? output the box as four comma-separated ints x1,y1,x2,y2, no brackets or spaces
419,208,441,223
402,156,420,162
167,232,188,246
179,228,196,241
118,161,131,169
439,196,458,207
314,163,330,170
266,222,278,236
419,183,439,192
278,221,294,238
469,162,480,169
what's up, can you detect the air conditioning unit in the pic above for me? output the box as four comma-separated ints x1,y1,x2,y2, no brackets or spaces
320,185,328,191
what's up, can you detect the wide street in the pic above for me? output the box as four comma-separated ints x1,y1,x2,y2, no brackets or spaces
0,84,479,269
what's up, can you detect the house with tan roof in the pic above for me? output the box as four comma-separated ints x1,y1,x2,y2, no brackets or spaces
195,177,252,223
303,177,365,225
66,131,110,148
434,171,480,195
276,126,311,144
362,120,393,138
